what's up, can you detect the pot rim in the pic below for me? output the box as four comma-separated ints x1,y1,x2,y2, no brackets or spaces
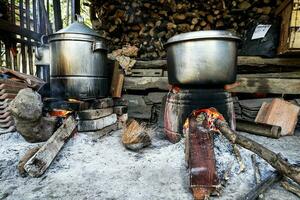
165,30,241,47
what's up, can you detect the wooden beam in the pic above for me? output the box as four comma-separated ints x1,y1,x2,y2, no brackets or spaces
124,76,169,90
130,57,300,71
237,56,300,67
228,77,300,94
0,19,42,41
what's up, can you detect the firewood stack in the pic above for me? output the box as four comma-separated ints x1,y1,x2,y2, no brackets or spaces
90,0,282,60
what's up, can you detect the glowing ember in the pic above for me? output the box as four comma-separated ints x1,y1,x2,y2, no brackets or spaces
50,109,72,117
171,85,181,94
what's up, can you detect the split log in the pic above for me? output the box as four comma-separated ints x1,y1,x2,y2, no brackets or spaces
24,116,77,177
110,61,124,98
236,118,281,139
187,116,219,200
214,119,300,185
242,171,282,200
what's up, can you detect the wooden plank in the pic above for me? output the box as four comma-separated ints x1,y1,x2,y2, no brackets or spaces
25,0,30,30
238,72,300,78
21,44,27,74
24,116,77,177
131,69,163,77
32,0,37,32
255,98,300,136
28,46,34,75
237,56,300,67
110,62,124,98
228,77,300,94
124,76,169,90
4,44,12,68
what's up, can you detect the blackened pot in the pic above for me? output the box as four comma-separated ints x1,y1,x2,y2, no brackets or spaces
49,21,108,99
165,31,240,86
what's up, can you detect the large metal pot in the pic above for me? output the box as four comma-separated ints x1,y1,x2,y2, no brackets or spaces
48,20,108,99
165,31,240,85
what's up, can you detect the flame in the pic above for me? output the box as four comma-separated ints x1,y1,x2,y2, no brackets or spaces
183,108,225,131
50,109,72,117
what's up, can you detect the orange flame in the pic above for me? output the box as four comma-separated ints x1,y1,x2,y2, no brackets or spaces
171,85,181,94
50,109,72,117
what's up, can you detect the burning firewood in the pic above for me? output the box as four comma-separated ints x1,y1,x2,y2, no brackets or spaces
24,116,77,177
193,108,300,185
184,114,219,200
122,119,151,151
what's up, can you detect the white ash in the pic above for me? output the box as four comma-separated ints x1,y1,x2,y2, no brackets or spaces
0,128,299,200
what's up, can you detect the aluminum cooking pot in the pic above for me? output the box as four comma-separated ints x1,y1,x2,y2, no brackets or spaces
48,20,108,99
165,31,240,86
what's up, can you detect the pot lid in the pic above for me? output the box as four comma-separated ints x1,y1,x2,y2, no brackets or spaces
165,30,240,46
52,21,101,37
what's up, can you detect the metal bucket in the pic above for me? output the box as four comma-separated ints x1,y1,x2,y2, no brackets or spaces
164,88,235,143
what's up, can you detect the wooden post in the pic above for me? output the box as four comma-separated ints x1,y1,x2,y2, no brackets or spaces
53,0,63,31
71,0,80,22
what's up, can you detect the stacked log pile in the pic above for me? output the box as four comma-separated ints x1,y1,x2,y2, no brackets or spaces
90,0,282,60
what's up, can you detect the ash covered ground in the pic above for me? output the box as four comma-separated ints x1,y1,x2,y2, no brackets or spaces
0,128,299,200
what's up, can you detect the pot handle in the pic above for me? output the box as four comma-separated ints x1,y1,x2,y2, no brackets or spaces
92,41,107,52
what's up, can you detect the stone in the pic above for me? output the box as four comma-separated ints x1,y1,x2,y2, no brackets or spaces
14,116,57,143
78,114,117,132
9,88,43,121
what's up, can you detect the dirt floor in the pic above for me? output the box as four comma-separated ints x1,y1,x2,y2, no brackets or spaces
0,127,299,200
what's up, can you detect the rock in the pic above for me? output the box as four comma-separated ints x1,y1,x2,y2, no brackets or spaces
9,88,43,121
122,120,151,151
14,116,57,143
9,88,57,142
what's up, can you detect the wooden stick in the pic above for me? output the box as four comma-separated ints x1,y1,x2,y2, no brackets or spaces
251,154,264,200
281,178,300,198
18,147,40,177
236,119,281,139
24,116,77,177
233,144,245,173
215,119,300,185
242,172,282,200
